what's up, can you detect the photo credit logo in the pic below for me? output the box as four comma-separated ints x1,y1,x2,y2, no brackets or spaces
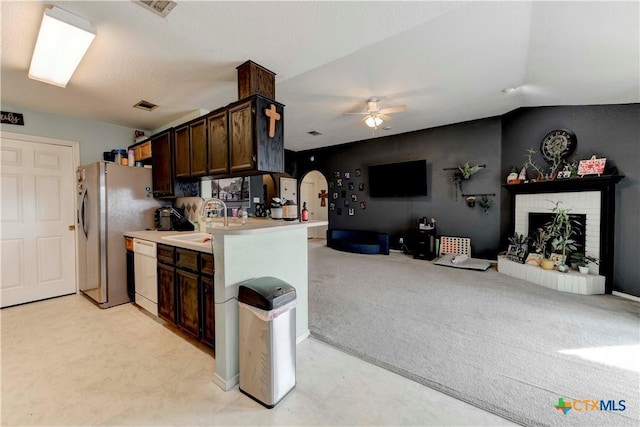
554,397,626,415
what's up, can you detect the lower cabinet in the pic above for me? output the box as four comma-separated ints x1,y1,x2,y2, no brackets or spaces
176,269,200,338
156,244,215,350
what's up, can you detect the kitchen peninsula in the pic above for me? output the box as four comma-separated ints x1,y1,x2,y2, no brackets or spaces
125,218,328,391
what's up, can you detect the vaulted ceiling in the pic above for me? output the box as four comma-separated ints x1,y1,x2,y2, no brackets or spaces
2,1,638,152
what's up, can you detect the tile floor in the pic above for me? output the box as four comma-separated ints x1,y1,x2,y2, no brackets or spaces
1,294,515,426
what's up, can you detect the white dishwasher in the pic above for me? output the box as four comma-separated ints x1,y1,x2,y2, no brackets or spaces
133,239,158,316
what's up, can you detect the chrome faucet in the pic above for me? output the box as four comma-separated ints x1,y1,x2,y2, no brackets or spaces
201,198,228,227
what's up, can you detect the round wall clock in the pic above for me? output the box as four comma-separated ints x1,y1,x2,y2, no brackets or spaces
540,129,577,163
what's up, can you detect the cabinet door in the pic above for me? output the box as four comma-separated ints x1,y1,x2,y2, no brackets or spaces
190,119,207,177
201,275,215,349
229,100,255,173
151,131,173,197
207,111,229,175
176,269,200,338
157,263,175,323
174,125,190,178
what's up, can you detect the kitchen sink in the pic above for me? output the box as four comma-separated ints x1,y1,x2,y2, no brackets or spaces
162,232,213,245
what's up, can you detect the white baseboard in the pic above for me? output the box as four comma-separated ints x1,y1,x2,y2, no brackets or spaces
213,372,238,391
612,291,640,303
296,329,310,345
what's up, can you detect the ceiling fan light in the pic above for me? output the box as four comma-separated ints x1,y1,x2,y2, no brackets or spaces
365,116,383,128
28,7,96,88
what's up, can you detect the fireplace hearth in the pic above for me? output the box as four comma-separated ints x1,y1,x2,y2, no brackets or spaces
504,175,623,293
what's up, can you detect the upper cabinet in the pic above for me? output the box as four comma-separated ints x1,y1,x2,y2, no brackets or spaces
228,95,284,175
175,118,208,179
174,125,190,178
151,130,174,197
190,118,207,177
207,109,229,175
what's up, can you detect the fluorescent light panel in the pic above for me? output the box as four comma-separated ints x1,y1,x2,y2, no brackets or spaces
28,7,96,88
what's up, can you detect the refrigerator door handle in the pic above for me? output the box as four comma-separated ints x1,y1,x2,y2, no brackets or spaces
79,188,88,238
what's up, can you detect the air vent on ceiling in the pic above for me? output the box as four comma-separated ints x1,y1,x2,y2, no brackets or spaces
133,100,159,111
134,1,177,18
307,131,322,136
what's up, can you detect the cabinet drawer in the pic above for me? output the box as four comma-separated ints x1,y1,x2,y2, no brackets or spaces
200,253,214,276
176,248,199,272
157,244,175,265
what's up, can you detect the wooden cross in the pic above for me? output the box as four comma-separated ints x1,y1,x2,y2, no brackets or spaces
318,190,328,207
264,104,281,138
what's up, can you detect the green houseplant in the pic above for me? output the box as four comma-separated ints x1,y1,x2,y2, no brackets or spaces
570,252,600,274
544,201,580,272
453,162,484,200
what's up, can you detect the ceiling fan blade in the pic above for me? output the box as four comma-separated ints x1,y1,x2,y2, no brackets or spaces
344,112,370,115
378,105,406,115
358,116,369,123
378,114,393,122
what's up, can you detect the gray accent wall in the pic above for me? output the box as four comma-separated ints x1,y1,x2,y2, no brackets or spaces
501,105,640,296
295,104,639,297
297,117,503,258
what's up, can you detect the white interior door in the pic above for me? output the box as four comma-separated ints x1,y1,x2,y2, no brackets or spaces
300,172,328,239
1,134,77,307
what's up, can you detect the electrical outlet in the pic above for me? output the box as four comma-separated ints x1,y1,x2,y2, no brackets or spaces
399,237,404,244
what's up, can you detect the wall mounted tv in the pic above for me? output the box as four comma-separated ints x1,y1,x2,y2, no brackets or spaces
368,159,428,197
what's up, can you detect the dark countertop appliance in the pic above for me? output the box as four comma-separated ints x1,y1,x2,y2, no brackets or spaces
154,207,194,231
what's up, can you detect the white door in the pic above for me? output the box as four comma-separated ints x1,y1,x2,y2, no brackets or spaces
1,134,77,307
300,172,328,239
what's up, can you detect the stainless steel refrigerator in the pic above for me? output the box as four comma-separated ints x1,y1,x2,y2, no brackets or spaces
77,162,166,308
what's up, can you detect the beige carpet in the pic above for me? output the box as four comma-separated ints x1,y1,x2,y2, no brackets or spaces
308,243,640,427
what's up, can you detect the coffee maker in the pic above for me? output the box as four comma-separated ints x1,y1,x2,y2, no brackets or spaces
154,207,194,231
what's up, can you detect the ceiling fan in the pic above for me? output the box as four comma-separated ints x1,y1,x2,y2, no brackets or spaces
345,97,407,129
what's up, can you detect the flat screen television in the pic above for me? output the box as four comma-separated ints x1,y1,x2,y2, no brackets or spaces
368,159,428,197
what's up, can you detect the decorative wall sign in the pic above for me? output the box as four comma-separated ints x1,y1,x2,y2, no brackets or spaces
334,171,341,178
348,208,354,216
1,111,24,125
344,172,350,179
351,194,358,202
578,155,606,177
336,178,343,187
348,182,354,190
359,183,365,191
355,168,362,177
360,201,367,209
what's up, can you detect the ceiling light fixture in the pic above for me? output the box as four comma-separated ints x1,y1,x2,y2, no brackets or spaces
502,87,517,94
365,115,383,128
28,7,96,88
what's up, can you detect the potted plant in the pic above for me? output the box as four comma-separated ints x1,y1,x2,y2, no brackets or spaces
465,195,476,208
545,201,580,272
570,252,599,274
453,162,484,200
479,195,493,214
533,228,555,270
270,197,285,220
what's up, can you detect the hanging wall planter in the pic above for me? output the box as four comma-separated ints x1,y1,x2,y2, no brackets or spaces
465,196,476,208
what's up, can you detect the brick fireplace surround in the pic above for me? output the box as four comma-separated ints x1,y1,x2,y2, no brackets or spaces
504,175,623,293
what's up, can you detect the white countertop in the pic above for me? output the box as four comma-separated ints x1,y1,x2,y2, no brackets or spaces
125,218,328,253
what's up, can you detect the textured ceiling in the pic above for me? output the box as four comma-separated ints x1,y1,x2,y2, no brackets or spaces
1,1,638,152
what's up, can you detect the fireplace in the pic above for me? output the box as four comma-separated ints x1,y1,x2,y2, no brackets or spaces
504,175,623,293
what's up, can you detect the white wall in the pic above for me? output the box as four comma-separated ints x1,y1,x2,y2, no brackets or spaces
0,104,144,165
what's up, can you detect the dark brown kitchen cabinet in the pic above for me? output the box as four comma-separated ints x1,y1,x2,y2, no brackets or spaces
207,110,229,175
228,95,284,175
157,245,214,351
175,118,207,179
176,269,200,339
157,262,175,323
151,130,174,197
190,118,208,177
174,125,190,178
